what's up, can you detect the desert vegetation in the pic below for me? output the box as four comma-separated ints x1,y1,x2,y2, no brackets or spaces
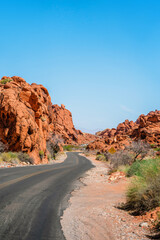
99,140,160,230
47,134,64,160
63,144,86,152
94,141,160,222
0,78,12,84
107,140,154,174
124,158,160,214
0,140,32,165
0,151,33,165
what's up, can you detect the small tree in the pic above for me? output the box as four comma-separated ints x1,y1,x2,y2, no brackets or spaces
126,140,151,161
108,150,133,173
107,140,154,174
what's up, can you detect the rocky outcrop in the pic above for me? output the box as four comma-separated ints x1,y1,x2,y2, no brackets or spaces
51,104,82,144
51,104,96,145
0,76,96,163
132,110,160,145
87,111,160,152
0,76,54,163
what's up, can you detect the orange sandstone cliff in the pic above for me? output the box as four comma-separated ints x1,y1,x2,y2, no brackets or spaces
0,76,96,163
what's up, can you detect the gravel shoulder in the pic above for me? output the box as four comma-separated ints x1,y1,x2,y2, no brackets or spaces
61,154,150,240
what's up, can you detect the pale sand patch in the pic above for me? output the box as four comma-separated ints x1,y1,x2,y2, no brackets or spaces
61,154,149,240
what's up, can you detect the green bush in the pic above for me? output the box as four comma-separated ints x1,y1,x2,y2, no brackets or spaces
39,150,44,159
124,158,160,214
0,151,33,164
0,152,18,163
127,158,160,177
63,145,79,151
0,79,12,84
17,152,34,164
96,154,107,161
155,147,160,152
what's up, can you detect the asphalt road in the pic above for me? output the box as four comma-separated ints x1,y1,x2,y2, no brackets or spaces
0,152,93,240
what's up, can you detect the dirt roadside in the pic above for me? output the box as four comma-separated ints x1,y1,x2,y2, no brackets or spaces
61,154,150,240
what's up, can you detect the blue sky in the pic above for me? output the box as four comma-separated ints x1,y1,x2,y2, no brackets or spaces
1,0,160,133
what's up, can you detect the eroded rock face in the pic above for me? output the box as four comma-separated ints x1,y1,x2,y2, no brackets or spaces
0,76,53,163
87,110,160,152
132,110,160,145
0,76,96,163
51,104,96,145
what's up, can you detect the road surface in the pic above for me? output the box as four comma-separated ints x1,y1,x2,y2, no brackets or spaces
0,152,93,240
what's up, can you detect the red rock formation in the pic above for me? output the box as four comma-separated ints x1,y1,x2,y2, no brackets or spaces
0,76,54,163
87,111,160,152
51,104,96,145
0,76,96,163
132,110,160,145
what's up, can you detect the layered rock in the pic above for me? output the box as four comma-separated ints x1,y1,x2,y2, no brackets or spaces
0,76,96,163
87,111,160,152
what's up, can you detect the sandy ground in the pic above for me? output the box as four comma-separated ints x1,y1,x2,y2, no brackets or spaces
61,154,150,240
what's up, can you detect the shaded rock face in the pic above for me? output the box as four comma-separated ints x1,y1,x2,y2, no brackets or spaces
51,104,80,144
87,110,160,152
51,104,96,145
0,76,96,163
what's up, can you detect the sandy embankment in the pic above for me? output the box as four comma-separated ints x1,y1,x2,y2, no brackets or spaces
61,154,149,240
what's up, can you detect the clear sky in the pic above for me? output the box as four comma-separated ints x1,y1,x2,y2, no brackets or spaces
1,0,160,133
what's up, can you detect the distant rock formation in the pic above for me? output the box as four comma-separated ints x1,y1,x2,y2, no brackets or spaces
87,111,160,152
0,76,96,163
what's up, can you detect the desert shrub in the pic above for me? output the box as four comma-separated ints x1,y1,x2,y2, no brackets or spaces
107,141,154,175
0,140,7,153
126,140,151,161
127,158,160,177
47,134,63,158
108,147,116,154
63,145,72,151
39,150,44,160
96,154,107,161
17,152,34,164
108,150,133,173
124,158,160,214
0,151,33,164
151,143,156,148
63,145,79,151
0,78,12,84
125,175,160,214
155,147,160,152
118,165,130,174
0,152,18,163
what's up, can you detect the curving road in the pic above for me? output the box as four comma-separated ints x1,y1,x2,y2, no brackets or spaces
0,152,93,240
